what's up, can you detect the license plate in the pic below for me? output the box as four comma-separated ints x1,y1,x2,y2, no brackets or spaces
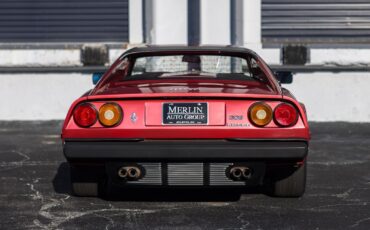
162,103,208,125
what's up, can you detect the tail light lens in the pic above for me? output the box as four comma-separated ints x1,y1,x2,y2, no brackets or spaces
249,102,273,127
98,103,123,127
274,103,298,127
73,103,97,127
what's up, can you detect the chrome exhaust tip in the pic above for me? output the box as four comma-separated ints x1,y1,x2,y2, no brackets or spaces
230,167,243,180
127,166,141,180
242,167,252,179
227,166,253,181
118,167,128,178
116,164,145,181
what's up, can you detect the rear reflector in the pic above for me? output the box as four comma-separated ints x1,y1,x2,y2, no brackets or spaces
73,103,97,127
248,102,273,127
274,103,298,127
98,103,123,127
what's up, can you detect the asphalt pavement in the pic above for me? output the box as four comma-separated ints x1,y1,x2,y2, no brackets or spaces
0,121,369,229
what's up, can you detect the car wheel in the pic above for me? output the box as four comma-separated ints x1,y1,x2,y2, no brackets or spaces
72,182,98,197
270,161,307,197
69,163,105,197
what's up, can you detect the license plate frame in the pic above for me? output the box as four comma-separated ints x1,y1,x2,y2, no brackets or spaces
162,102,208,125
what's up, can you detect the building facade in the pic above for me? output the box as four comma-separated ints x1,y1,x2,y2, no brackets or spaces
0,0,369,121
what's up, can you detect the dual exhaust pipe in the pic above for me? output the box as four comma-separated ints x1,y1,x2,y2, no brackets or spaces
228,166,253,181
117,164,252,182
118,166,142,181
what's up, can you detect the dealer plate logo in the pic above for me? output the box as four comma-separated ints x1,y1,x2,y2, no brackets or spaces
162,103,208,125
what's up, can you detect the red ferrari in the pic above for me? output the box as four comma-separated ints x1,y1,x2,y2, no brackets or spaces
61,46,310,197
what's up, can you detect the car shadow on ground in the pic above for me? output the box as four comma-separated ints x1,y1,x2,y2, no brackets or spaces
52,162,263,202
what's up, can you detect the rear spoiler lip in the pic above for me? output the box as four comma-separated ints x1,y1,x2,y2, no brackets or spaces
86,93,283,101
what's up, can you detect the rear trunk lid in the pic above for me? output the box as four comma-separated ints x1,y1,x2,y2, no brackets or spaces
59,79,311,140
87,80,284,128
89,79,280,97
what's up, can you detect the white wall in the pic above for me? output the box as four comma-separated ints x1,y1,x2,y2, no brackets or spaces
310,49,370,66
0,72,369,121
0,49,81,67
201,0,230,44
244,0,261,45
1,0,370,122
152,0,187,44
0,74,92,120
284,72,370,122
129,0,143,44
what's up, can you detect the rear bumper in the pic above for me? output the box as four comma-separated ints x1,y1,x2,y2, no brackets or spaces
63,139,308,161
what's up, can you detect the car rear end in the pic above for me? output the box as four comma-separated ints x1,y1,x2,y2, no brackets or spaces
61,46,310,197
62,94,309,197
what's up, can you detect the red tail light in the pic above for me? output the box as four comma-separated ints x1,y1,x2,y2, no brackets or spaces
73,103,97,127
274,103,298,127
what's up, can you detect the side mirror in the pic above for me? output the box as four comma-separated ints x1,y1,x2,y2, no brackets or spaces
274,71,293,84
92,72,104,85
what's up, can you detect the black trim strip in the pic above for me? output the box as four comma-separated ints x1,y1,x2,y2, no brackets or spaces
161,162,168,186
203,162,210,186
63,140,308,160
64,138,307,143
227,138,307,142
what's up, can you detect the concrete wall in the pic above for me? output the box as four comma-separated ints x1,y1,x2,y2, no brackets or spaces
285,73,370,122
0,73,92,120
152,0,187,44
201,0,230,44
129,0,143,44
1,72,369,122
0,0,370,122
0,49,81,67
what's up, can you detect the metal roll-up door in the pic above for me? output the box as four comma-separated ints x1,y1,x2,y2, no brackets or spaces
262,0,370,44
0,0,129,43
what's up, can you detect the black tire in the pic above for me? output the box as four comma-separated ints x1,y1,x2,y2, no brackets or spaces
69,163,105,197
270,161,307,197
72,182,98,197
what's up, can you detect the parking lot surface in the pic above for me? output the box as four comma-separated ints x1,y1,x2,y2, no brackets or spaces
0,121,369,229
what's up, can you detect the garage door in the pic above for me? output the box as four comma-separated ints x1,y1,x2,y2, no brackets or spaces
262,0,370,44
0,0,129,42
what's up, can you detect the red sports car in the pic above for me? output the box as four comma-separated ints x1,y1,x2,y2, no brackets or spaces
61,46,310,197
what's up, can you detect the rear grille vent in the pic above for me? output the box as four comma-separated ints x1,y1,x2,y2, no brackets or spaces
126,162,245,186
168,163,204,186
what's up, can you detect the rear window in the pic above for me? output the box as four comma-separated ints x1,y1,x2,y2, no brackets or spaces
124,54,267,81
